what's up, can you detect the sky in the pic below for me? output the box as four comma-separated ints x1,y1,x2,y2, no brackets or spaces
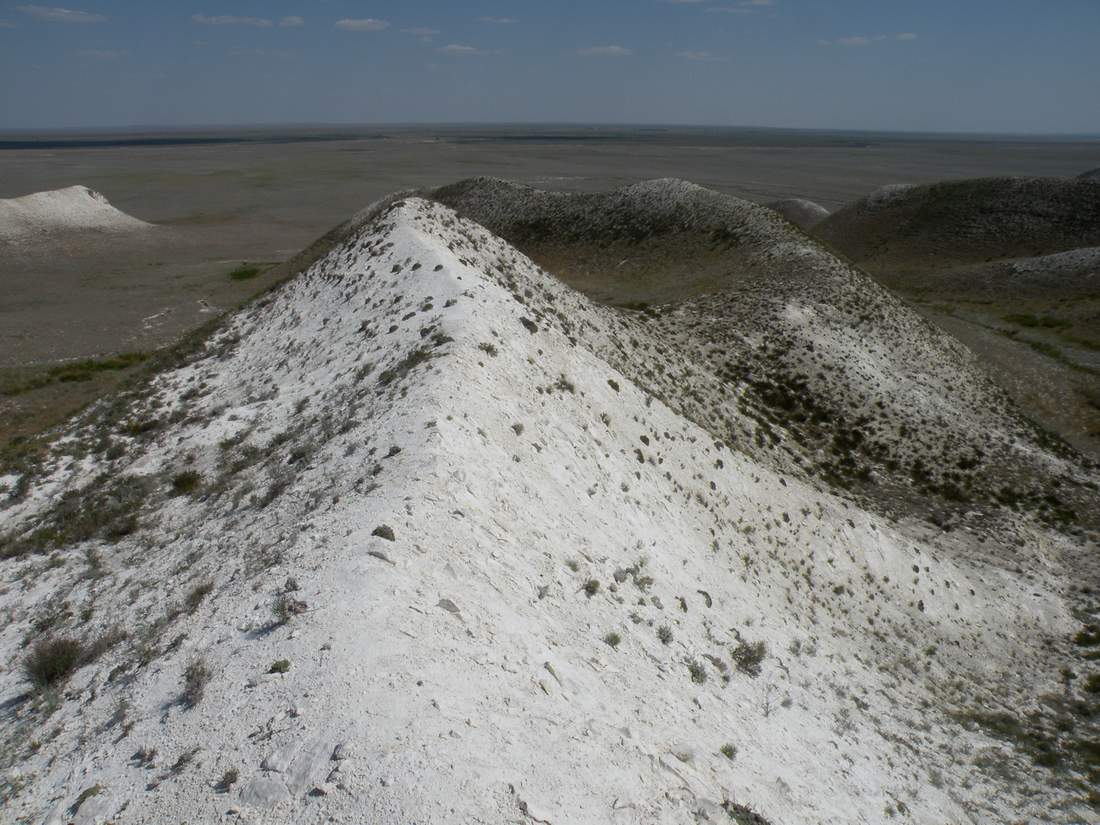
2,0,1099,134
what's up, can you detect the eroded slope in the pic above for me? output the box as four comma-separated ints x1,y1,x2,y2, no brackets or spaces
0,198,1097,825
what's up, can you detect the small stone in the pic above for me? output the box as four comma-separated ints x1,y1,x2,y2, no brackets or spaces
331,743,353,762
436,598,460,614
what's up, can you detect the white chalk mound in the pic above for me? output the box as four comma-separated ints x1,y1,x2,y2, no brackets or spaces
0,195,1095,825
0,185,150,242
765,197,830,230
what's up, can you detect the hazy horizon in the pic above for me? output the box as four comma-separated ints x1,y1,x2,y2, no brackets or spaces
3,1,1100,134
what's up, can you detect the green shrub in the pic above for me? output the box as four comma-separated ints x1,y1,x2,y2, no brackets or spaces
182,658,210,708
732,641,767,677
24,637,83,689
228,265,263,281
171,471,203,496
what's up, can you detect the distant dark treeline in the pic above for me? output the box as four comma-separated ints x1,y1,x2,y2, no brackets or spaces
0,134,373,151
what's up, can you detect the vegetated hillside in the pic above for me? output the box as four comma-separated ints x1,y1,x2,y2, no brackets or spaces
1079,169,1100,182
434,178,1097,533
813,177,1100,273
906,246,1100,300
0,195,1097,825
766,198,830,231
0,186,150,244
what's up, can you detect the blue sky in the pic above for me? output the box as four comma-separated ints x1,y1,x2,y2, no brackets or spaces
2,1,1098,133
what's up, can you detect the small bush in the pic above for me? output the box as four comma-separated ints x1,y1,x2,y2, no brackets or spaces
185,581,214,612
732,641,767,677
171,471,203,496
657,625,673,645
272,593,307,625
24,637,84,689
583,579,601,598
269,659,291,674
228,264,263,281
688,659,708,684
371,524,396,542
24,638,81,690
182,658,210,708
216,767,239,792
720,743,738,761
603,632,621,649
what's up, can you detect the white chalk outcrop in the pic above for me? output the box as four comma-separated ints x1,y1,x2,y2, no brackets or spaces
0,185,150,243
0,194,1096,824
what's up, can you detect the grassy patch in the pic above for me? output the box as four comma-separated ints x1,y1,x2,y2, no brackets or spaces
1004,314,1071,330
1,352,149,397
227,264,264,281
24,638,84,689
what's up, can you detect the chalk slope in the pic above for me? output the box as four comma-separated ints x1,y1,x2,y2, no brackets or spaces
0,194,1097,825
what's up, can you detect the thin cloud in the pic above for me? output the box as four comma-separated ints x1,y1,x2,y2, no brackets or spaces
820,33,916,47
335,18,389,32
706,0,774,13
17,5,106,23
0,19,17,27
76,48,121,59
677,50,726,61
578,45,632,57
401,27,440,36
439,43,481,55
279,16,304,28
193,14,273,28
478,16,516,24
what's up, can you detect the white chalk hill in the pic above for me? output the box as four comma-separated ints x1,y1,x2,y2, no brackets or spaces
0,185,149,243
0,197,1094,824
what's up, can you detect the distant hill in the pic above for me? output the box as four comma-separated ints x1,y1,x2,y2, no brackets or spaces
0,185,149,243
766,197,830,230
813,176,1100,272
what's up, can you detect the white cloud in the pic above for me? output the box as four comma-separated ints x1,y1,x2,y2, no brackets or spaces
76,48,121,59
193,14,273,28
478,16,516,24
677,49,726,61
439,43,481,55
279,16,304,28
820,33,917,47
578,45,632,57
335,18,389,32
17,5,106,23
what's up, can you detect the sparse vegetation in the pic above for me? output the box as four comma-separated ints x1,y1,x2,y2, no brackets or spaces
185,581,214,612
228,264,263,281
269,659,291,674
24,637,83,689
171,470,203,496
603,632,621,649
182,658,211,708
688,659,708,684
215,767,239,792
732,641,767,677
